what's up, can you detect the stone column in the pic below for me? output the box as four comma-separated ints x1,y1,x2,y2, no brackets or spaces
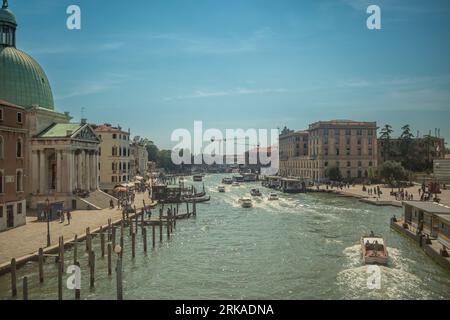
86,151,91,191
39,150,46,194
77,151,82,190
56,150,62,193
31,150,39,194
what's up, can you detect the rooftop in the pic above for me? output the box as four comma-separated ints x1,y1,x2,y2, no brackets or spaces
92,123,128,134
309,120,377,129
403,201,450,214
38,123,82,138
0,99,24,110
435,214,450,224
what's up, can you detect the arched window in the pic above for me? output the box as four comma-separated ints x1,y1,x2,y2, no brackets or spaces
0,135,4,159
16,138,23,158
16,170,23,192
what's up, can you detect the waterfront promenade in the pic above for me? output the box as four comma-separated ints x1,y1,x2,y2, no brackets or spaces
0,191,151,267
321,184,450,207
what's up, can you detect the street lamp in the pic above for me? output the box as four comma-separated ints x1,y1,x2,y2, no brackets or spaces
46,198,51,247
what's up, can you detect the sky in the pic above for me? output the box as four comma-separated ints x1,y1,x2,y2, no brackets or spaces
9,0,450,149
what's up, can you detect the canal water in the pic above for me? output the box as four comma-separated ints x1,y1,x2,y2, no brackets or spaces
0,174,449,300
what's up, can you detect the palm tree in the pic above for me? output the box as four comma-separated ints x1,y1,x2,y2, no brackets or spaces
379,124,393,162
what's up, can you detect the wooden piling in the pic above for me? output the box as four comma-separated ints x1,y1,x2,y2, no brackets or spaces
160,222,163,242
86,234,92,256
38,248,44,283
23,277,28,300
116,256,123,300
11,258,17,297
129,218,133,236
100,228,105,258
59,236,64,272
143,227,147,253
108,219,112,241
120,235,124,257
167,219,170,239
107,243,112,276
73,234,78,265
58,261,63,300
75,262,81,300
112,226,116,248
90,251,95,288
131,232,136,259
152,225,156,249
85,227,90,251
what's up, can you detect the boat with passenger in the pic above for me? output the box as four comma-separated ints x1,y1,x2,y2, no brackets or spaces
193,174,203,182
218,185,226,193
360,232,389,265
250,188,262,197
222,177,233,185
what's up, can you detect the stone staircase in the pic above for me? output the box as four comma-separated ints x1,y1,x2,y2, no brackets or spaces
434,159,450,184
78,190,117,210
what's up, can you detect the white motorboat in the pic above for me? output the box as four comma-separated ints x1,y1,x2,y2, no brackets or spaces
268,193,279,201
360,233,389,265
239,197,253,208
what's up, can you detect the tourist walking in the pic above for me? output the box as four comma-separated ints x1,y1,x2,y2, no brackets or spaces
66,210,71,225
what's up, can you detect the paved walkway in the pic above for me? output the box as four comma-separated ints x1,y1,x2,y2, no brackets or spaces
320,184,450,206
0,191,152,266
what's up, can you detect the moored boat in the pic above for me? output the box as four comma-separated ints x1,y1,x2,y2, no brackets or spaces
193,174,203,182
239,197,253,208
218,185,226,193
360,233,389,265
184,195,211,203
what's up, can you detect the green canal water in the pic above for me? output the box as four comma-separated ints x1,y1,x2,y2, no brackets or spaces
0,174,449,300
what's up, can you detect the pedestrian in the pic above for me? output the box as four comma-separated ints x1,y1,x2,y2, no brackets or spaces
60,210,65,224
110,199,114,209
66,210,71,225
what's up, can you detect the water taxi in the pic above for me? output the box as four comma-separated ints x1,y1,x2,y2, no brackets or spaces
268,193,279,201
218,185,226,193
239,197,253,208
250,188,262,197
360,233,389,265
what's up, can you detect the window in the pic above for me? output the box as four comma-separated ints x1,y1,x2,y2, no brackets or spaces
112,146,117,156
324,161,328,167
347,171,351,178
346,148,350,156
368,130,373,136
369,138,372,145
112,134,117,139
357,148,362,156
346,138,350,145
347,161,351,167
0,205,3,218
357,138,361,145
17,203,22,214
0,170,3,194
16,138,23,158
336,148,340,156
0,135,3,159
16,170,23,192
17,112,22,123
324,148,328,156
358,161,362,167
368,148,373,156
345,129,351,136
0,108,3,120
369,161,373,167
357,129,363,136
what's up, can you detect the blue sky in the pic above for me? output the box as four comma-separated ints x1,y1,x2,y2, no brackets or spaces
10,0,450,149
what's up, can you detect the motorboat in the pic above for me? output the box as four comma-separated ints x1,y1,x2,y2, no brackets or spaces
239,197,253,208
268,193,279,201
193,174,203,182
218,185,226,193
250,188,262,197
232,182,240,187
360,233,389,265
222,177,233,185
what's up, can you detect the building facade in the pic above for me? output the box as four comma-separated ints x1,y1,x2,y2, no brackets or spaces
1,2,102,212
278,120,378,182
0,100,27,230
93,124,131,193
130,141,148,177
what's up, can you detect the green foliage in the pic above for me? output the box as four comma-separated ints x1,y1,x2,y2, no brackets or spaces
379,124,393,162
378,161,408,186
325,166,342,181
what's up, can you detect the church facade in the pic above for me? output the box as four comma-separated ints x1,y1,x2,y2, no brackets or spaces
0,1,105,228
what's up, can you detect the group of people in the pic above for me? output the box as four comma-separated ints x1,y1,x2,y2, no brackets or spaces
57,209,72,225
392,189,414,201
363,185,382,198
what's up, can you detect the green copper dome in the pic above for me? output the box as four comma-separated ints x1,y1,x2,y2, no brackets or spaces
0,0,55,110
0,47,55,110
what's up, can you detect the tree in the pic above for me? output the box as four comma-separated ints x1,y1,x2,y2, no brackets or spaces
379,124,393,162
378,161,408,186
325,166,342,181
146,143,159,162
399,124,414,170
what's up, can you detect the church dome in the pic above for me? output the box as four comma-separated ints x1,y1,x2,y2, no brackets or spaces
0,1,54,110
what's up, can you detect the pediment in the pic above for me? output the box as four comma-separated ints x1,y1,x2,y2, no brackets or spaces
73,125,101,143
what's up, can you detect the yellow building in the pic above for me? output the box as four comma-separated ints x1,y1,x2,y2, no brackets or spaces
93,124,131,193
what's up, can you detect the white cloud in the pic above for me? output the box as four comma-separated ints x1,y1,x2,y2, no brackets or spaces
163,87,288,101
